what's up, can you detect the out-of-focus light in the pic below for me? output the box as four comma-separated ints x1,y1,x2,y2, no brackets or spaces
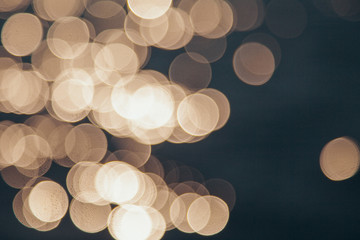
177,93,219,137
170,192,200,233
187,195,229,236
28,180,69,222
127,0,172,19
69,199,111,233
65,123,108,164
185,36,227,63
169,52,212,91
32,0,86,21
232,0,265,32
0,0,242,238
205,178,236,211
233,42,275,86
108,204,153,240
47,16,90,59
320,137,360,181
0,0,30,13
1,13,43,56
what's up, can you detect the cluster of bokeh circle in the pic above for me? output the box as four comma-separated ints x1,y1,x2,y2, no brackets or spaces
1,0,360,239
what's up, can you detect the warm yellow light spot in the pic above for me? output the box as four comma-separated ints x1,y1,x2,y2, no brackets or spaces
65,123,107,164
32,0,86,21
199,88,230,131
95,161,142,204
320,137,360,181
127,0,172,19
170,192,200,233
1,13,43,56
233,42,275,86
69,199,111,233
47,16,90,59
28,180,69,222
189,0,222,36
108,205,153,240
177,93,219,137
187,195,229,236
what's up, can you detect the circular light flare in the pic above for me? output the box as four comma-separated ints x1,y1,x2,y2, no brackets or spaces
1,13,43,56
139,156,165,178
131,84,175,130
124,11,151,46
169,52,212,91
28,180,69,222
145,206,166,240
170,192,200,233
47,16,90,59
183,181,210,196
66,161,107,204
172,182,195,195
16,158,52,178
15,186,61,231
31,41,65,82
69,199,111,233
157,188,178,230
132,172,158,207
65,123,108,164
205,178,236,211
185,36,227,63
243,33,282,69
111,137,151,168
48,123,73,163
85,0,126,19
0,123,34,166
320,137,360,181
233,42,275,86
199,88,230,131
129,124,174,145
139,13,170,46
84,0,127,34
111,74,172,123
189,0,222,36
50,69,94,122
201,0,234,39
1,165,33,189
232,0,265,32
94,43,139,75
108,205,153,240
177,93,220,137
34,219,61,232
94,28,150,71
127,0,172,19
0,68,49,115
95,161,142,204
32,0,86,21
157,7,194,50
13,188,32,228
15,179,62,232
0,0,30,12
187,195,229,236
12,134,52,170
152,8,186,49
